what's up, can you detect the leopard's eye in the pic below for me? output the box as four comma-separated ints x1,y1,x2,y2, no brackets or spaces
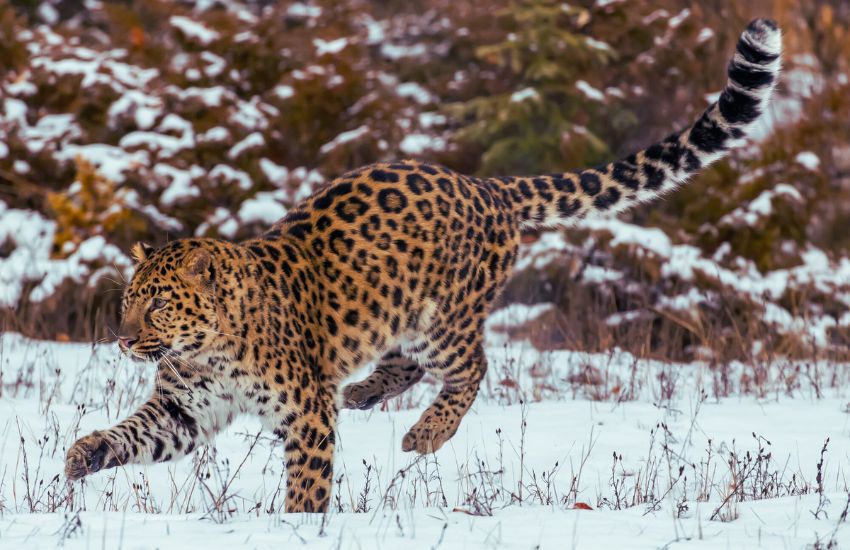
150,297,168,311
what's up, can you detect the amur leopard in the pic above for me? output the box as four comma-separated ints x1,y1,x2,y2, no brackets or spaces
65,20,782,513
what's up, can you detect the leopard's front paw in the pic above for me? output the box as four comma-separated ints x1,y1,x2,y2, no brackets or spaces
65,432,119,481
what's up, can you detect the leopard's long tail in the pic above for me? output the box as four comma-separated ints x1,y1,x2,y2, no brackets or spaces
504,18,782,229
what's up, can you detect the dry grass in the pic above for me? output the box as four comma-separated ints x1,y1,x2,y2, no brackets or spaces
2,334,849,526
499,239,850,367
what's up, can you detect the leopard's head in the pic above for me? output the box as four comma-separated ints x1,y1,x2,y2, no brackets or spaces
118,239,223,362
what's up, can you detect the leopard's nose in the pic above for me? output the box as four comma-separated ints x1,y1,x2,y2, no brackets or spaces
117,336,138,351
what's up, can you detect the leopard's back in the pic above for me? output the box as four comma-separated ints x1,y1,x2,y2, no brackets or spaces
263,160,521,373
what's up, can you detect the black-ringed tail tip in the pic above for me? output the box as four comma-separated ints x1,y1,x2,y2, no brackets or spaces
506,17,782,229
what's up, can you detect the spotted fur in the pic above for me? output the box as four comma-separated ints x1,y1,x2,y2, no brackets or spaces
66,20,781,513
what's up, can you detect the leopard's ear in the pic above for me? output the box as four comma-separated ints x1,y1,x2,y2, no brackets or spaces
130,242,154,263
182,248,213,282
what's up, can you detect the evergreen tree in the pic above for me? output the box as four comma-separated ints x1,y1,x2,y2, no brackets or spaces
448,0,616,176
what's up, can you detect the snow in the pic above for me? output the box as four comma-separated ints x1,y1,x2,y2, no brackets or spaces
37,1,58,24
118,113,196,160
259,158,290,186
108,89,163,130
293,65,327,80
219,217,239,238
227,131,265,159
233,30,257,43
4,76,36,97
56,143,149,183
581,219,671,258
156,164,205,206
0,204,57,306
5,497,846,549
120,130,190,158
122,189,184,232
510,87,539,103
486,302,554,329
287,3,322,19
31,48,158,93
581,264,622,283
668,8,691,29
0,203,132,307
514,231,576,272
697,28,715,44
381,43,427,60
361,15,385,44
273,84,295,100
198,126,230,143
5,98,81,155
230,96,271,130
290,168,325,201
3,97,27,126
396,82,434,105
719,184,803,227
319,125,370,154
795,151,821,171
314,37,349,55
104,59,159,89
575,80,605,102
584,37,612,52
209,164,253,190
605,310,647,326
201,51,226,78
572,219,850,346
170,16,220,46
237,191,288,225
642,10,670,26
167,85,233,108
1,330,850,549
418,111,447,128
196,206,238,238
22,113,81,153
400,133,444,155
657,287,710,312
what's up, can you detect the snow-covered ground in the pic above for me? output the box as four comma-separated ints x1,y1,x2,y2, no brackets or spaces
2,314,850,549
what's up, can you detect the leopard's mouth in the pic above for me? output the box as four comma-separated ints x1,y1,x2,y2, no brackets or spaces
124,341,172,363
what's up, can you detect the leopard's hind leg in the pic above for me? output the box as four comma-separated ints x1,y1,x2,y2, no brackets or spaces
341,348,424,410
400,333,487,454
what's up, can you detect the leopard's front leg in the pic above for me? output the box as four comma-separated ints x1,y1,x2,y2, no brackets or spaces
66,366,234,480
280,390,337,513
